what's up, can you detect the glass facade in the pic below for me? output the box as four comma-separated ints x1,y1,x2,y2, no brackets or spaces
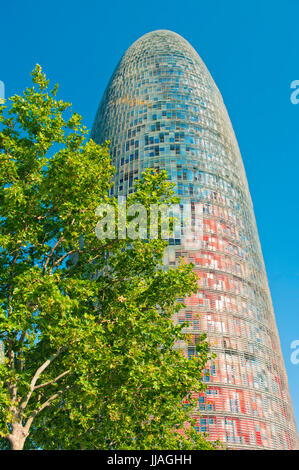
91,30,298,449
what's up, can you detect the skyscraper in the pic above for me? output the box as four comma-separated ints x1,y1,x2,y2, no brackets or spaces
91,30,298,449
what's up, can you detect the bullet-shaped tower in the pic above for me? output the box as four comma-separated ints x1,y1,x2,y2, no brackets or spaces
91,30,298,449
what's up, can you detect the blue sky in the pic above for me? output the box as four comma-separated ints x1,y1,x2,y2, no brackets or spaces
1,0,298,429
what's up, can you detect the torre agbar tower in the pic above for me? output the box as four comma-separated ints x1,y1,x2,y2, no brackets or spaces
91,30,298,450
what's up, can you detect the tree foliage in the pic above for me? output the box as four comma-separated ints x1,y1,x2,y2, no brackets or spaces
0,66,216,450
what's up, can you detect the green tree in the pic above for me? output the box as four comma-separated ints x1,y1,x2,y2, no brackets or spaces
0,66,216,450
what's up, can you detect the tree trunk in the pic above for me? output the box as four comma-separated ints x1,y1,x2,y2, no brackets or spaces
7,422,28,450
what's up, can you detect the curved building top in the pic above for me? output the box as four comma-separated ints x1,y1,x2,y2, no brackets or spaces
92,29,250,200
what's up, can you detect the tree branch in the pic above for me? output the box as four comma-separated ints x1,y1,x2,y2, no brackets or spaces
19,347,66,410
51,250,77,271
24,384,73,433
43,237,64,274
34,369,71,390
7,245,22,319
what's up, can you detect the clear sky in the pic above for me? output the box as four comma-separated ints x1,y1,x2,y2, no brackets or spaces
1,0,298,429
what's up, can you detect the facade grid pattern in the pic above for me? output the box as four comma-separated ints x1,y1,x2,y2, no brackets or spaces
91,30,298,450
